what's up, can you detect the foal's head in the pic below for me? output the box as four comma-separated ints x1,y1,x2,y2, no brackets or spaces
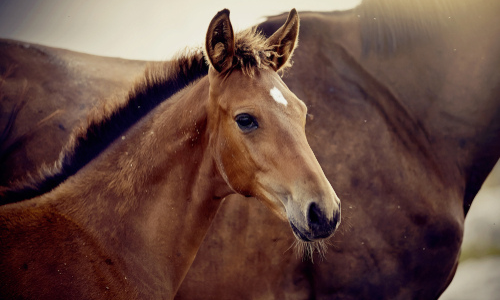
205,9,341,242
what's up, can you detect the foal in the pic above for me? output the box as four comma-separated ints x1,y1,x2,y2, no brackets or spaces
0,9,340,299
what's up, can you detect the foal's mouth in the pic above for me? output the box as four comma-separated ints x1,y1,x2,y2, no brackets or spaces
289,221,312,242
289,217,339,242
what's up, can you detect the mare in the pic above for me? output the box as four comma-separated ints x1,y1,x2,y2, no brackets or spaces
0,9,341,299
1,0,499,299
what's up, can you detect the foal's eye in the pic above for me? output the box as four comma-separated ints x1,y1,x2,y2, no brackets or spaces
235,113,258,132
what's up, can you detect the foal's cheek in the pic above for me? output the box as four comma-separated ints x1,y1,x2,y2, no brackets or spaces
219,136,256,194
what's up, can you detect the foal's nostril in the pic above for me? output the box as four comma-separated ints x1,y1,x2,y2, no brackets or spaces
307,202,339,239
308,202,322,226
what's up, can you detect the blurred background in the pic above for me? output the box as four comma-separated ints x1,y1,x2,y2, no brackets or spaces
0,0,360,61
440,164,500,300
0,0,498,298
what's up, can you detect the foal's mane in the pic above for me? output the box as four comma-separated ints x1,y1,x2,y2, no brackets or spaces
0,28,275,204
355,0,482,54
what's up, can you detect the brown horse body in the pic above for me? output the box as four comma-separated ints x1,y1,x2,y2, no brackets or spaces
0,10,341,299
1,0,499,299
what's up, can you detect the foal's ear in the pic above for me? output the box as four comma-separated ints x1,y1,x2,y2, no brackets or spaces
266,9,300,71
205,9,235,73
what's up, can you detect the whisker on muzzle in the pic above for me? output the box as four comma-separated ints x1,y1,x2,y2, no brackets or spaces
286,238,329,263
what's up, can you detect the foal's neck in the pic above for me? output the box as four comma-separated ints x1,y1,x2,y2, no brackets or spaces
55,77,230,297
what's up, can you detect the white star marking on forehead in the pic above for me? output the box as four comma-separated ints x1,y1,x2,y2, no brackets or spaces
270,86,288,106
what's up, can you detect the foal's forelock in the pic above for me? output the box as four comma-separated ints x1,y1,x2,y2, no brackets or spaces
213,28,291,78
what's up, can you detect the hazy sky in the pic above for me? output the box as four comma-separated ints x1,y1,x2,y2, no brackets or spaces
0,0,361,60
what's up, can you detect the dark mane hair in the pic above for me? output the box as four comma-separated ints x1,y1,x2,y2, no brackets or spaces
0,28,277,205
355,0,483,54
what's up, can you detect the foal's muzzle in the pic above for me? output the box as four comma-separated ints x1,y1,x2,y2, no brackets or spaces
290,202,341,242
